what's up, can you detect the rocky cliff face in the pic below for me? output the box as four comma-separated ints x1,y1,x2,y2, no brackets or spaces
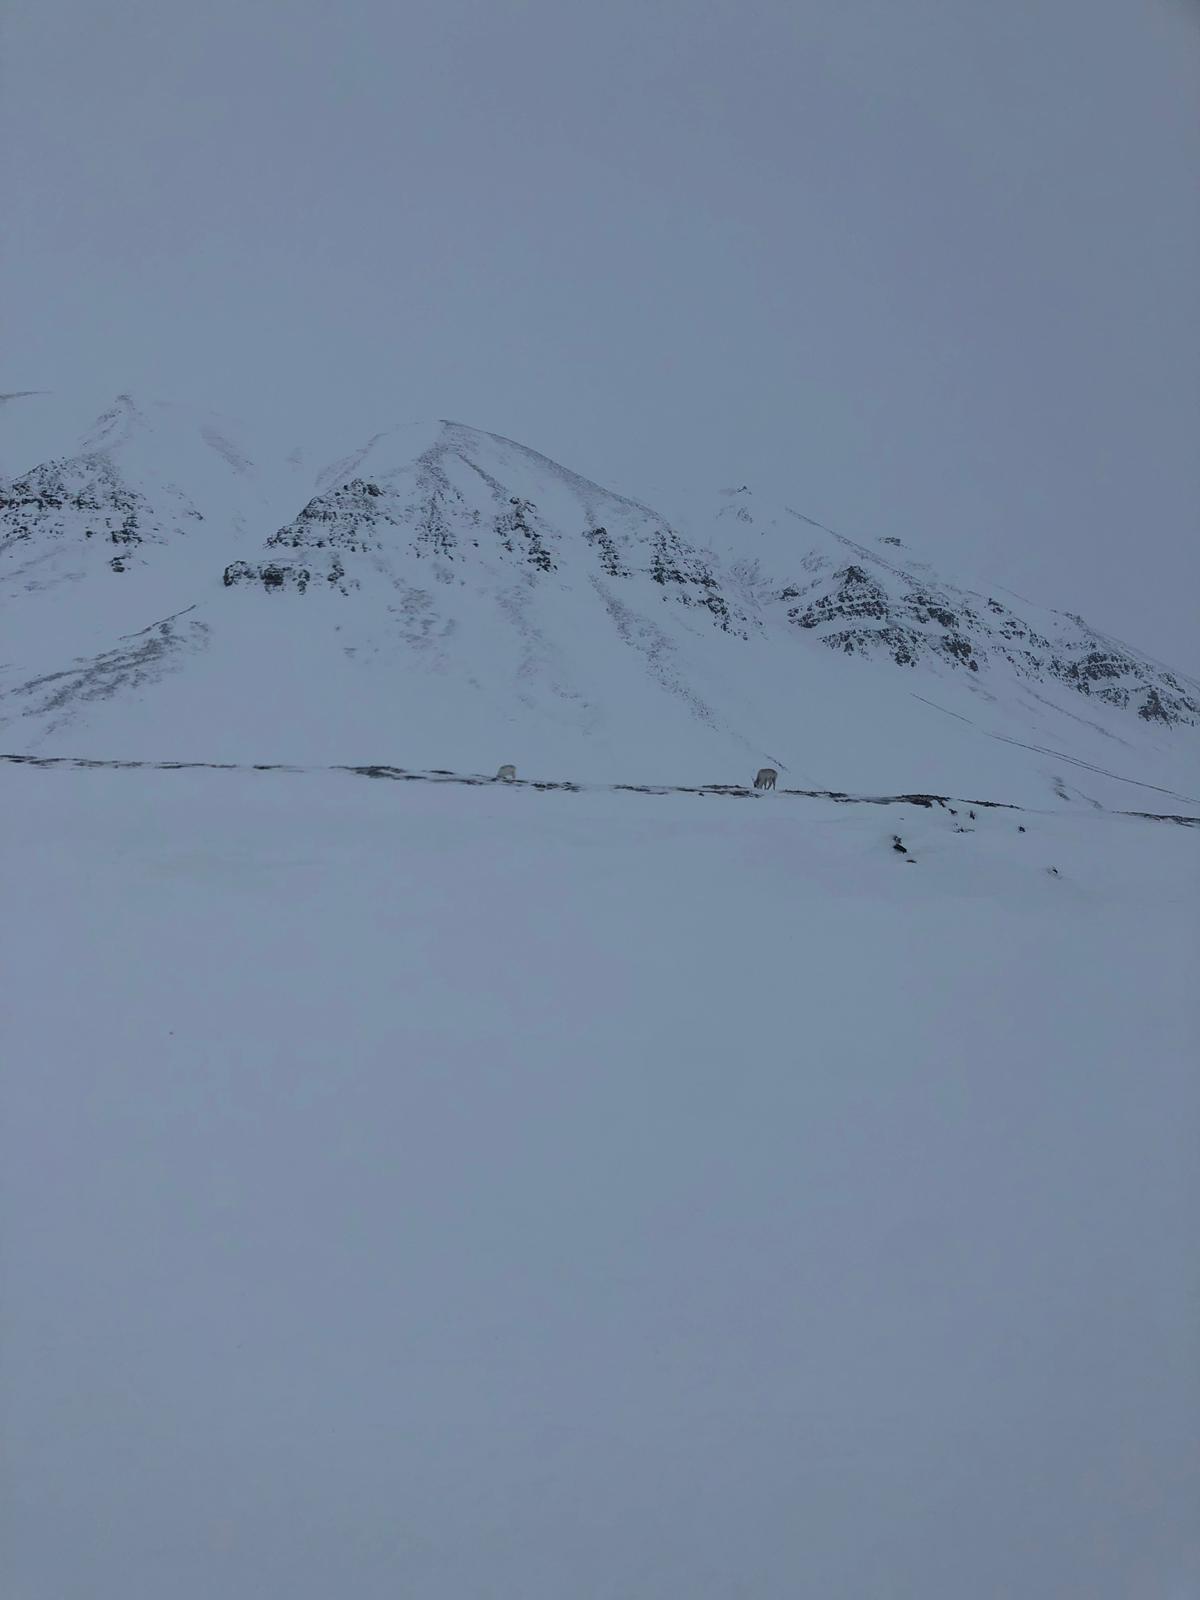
779,559,1196,725
702,487,1199,728
0,453,200,578
221,420,747,635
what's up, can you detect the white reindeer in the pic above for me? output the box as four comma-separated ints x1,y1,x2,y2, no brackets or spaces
753,767,777,792
495,764,517,783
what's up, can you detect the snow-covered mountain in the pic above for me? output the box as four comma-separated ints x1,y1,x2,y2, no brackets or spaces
701,486,1195,726
0,391,302,674
6,403,1198,1599
2,396,1197,811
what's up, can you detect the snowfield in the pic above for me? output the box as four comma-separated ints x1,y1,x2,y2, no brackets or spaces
3,763,1197,1598
3,391,1198,1595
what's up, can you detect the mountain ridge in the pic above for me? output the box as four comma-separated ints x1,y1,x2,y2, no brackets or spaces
2,394,1196,811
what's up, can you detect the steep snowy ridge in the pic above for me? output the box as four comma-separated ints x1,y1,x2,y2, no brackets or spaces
1,451,189,577
0,392,302,673
700,486,1199,726
227,420,740,631
2,396,1196,811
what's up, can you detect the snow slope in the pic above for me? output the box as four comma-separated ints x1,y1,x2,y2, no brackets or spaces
3,763,1197,1598
2,400,1197,814
0,392,302,674
698,484,1197,726
3,399,1197,1593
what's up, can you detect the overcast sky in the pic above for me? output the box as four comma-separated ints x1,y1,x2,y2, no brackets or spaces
4,0,1198,668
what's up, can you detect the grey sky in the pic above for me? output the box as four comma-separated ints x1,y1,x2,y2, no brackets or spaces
4,0,1198,668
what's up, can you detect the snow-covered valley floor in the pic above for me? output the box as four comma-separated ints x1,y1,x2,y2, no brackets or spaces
3,766,1198,1598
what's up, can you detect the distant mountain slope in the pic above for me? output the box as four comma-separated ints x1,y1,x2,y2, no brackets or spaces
0,393,300,670
700,487,1198,726
225,420,741,633
2,398,1196,811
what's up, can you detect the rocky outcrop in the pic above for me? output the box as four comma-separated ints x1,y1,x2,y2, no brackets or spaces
0,454,194,571
266,479,394,558
495,497,555,572
242,437,747,635
582,524,629,577
778,559,1198,726
649,530,740,633
222,556,347,594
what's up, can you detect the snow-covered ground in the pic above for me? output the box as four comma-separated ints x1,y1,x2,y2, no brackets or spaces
4,763,1197,1598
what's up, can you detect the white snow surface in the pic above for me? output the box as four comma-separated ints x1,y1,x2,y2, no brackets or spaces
2,764,1197,1597
1,392,304,675
3,395,1198,1595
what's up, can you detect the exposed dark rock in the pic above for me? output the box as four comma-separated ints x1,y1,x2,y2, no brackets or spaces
495,497,555,572
268,479,393,557
0,454,167,566
583,524,628,577
649,531,739,632
773,556,1198,727
1139,687,1170,723
223,559,312,593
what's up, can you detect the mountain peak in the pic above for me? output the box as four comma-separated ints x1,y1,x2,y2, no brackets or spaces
78,391,142,453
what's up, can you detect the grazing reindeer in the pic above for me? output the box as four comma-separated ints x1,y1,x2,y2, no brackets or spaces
495,764,517,783
753,767,777,792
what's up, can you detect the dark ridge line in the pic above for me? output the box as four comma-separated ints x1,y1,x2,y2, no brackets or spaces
0,752,1000,808
5,751,1199,825
119,603,199,640
984,730,1200,805
909,692,1200,807
1121,811,1200,828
